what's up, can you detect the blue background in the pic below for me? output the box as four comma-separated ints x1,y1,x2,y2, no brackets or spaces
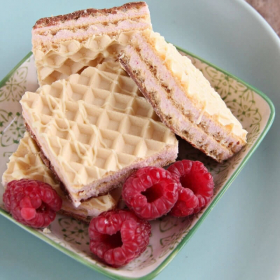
0,0,280,279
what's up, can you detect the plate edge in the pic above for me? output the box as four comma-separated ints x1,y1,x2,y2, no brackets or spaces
0,49,276,280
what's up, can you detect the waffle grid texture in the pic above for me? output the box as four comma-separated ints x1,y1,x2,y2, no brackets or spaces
32,2,152,85
20,62,178,207
2,132,121,220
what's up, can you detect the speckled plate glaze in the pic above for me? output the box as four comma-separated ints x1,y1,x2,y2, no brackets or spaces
0,48,275,280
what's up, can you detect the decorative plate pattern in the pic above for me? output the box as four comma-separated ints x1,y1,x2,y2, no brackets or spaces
0,48,274,280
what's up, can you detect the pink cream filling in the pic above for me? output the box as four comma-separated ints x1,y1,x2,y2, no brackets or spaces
131,33,244,137
33,20,151,43
71,146,178,206
124,46,232,158
132,34,203,122
126,46,204,131
127,34,246,150
34,6,150,33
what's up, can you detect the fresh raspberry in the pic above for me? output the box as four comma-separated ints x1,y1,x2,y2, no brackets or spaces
167,160,214,217
3,179,62,228
122,167,179,220
88,209,151,267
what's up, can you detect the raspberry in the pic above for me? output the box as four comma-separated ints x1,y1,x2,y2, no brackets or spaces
167,160,214,217
122,167,179,220
3,179,62,228
88,209,151,267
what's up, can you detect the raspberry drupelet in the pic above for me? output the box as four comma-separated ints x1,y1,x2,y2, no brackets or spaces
122,167,179,220
3,179,62,228
167,160,214,217
88,209,151,267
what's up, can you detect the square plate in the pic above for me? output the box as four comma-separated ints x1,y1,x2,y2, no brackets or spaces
0,47,275,280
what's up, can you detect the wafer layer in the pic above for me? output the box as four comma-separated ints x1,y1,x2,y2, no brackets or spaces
2,132,121,221
32,2,152,85
20,62,178,207
119,30,247,162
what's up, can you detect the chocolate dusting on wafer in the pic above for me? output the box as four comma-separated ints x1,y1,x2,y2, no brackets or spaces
33,2,148,29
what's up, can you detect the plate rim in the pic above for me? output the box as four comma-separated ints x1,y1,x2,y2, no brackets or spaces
0,48,275,280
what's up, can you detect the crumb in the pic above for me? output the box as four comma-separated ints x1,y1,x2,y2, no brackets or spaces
43,227,51,234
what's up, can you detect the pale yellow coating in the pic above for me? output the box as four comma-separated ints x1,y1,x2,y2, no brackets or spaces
34,32,143,85
2,132,121,218
20,62,178,206
32,1,152,86
32,2,152,87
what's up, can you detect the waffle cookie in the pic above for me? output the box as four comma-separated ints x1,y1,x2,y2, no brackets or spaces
20,62,178,207
2,133,122,222
32,2,152,85
119,30,248,162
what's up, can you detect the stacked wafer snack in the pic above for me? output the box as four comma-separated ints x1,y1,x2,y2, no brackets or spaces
3,1,248,224
32,2,152,85
20,61,178,207
3,2,178,220
119,30,247,162
2,133,121,222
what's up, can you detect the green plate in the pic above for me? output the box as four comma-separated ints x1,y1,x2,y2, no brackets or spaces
0,48,275,280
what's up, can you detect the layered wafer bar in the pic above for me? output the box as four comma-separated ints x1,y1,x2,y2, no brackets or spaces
119,30,248,162
32,2,152,85
2,133,122,222
20,62,178,207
